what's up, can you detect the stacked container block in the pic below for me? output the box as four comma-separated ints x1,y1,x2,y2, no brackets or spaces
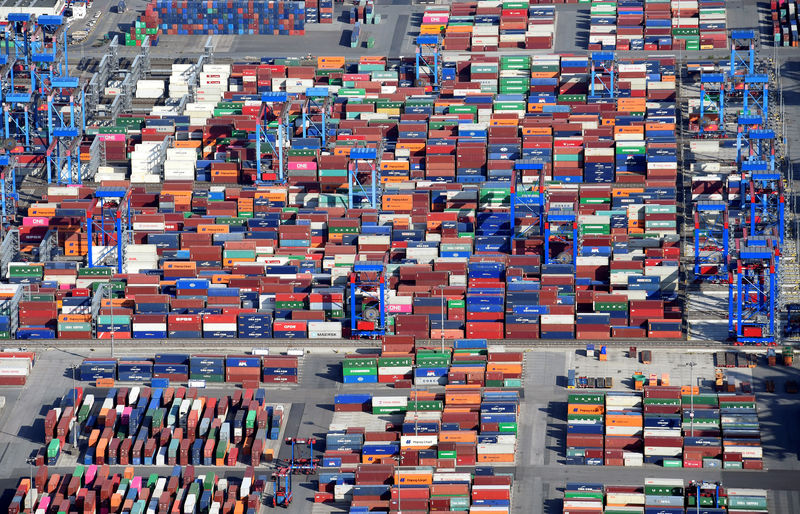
428,2,555,51
142,0,306,36
41,385,284,467
7,466,269,514
772,0,800,46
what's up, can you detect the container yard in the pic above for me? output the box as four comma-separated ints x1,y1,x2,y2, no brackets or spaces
563,480,769,513
0,0,800,513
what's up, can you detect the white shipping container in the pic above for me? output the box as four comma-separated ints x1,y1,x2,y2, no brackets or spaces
133,323,168,332
308,322,342,339
203,323,237,332
476,443,515,454
605,425,643,436
540,314,574,324
606,492,646,505
378,366,413,375
372,396,408,407
401,435,438,447
644,446,683,456
0,367,28,376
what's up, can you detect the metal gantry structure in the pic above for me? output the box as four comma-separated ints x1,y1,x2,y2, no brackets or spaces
86,185,132,273
349,260,387,339
347,142,383,209
415,35,441,92
729,238,779,345
255,93,292,184
729,30,757,78
543,208,578,265
693,201,729,282
589,52,617,99
698,73,726,136
301,86,330,145
0,13,84,184
509,161,545,253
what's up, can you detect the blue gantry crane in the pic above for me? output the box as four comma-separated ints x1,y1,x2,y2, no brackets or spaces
301,86,330,146
729,30,756,78
349,260,386,338
347,142,383,209
255,93,292,184
729,237,778,345
694,201,729,282
589,52,616,99
272,468,293,507
415,35,441,91
698,73,726,136
741,166,784,245
509,160,545,253
86,185,132,273
741,74,769,125
544,209,578,265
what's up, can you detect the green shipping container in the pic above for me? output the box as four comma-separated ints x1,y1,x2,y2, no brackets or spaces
406,400,443,411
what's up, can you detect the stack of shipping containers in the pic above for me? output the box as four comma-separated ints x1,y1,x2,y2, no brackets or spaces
141,0,307,35
425,2,555,51
322,388,518,511
566,387,764,469
772,0,800,46
32,49,690,345
40,385,284,468
563,480,769,513
7,467,269,514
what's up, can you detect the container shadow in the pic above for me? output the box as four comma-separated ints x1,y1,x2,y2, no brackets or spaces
543,498,562,514
317,403,336,412
544,401,566,423
315,364,341,383
339,30,352,48
16,417,45,444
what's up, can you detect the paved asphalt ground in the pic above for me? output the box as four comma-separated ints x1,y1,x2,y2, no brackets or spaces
6,1,800,512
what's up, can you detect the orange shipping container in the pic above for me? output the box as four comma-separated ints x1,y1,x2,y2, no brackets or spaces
438,430,477,443
486,363,523,374
567,404,604,415
606,415,643,427
198,224,230,234
393,472,433,485
317,56,345,69
477,453,515,463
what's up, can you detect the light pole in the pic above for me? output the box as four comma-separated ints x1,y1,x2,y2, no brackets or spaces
685,360,697,437
71,365,77,448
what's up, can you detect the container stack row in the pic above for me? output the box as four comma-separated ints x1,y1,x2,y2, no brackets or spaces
8,465,267,514
342,337,523,387
771,0,800,46
344,0,379,24
141,0,307,36
41,385,284,468
80,355,299,384
127,5,161,46
566,387,764,469
588,0,726,51
563,480,769,513
316,466,513,513
672,0,728,50
423,2,555,51
331,388,521,467
0,351,35,385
